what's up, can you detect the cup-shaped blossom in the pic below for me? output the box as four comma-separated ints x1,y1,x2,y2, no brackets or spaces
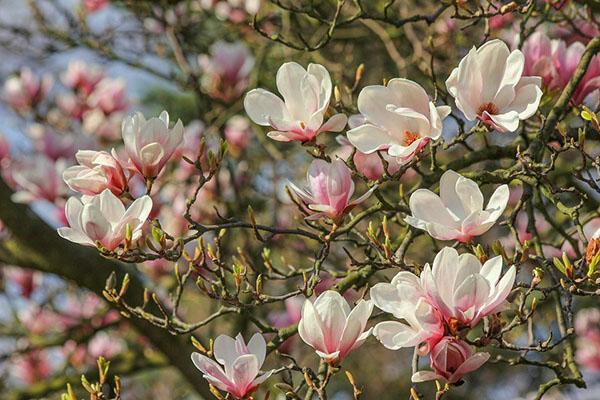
191,333,273,399
199,41,255,102
57,189,152,251
87,78,128,114
61,60,104,95
522,31,557,87
63,149,129,196
11,155,68,204
421,247,516,328
370,272,444,355
122,110,184,178
446,39,542,132
551,40,600,105
405,169,509,242
347,78,451,163
288,159,375,221
411,337,490,384
3,67,53,113
244,62,347,143
298,290,373,363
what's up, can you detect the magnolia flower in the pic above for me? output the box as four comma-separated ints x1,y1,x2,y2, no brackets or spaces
11,156,68,204
551,40,600,105
87,78,128,114
288,159,375,221
61,60,104,95
191,333,273,399
405,170,509,242
347,78,450,163
421,247,516,328
57,189,152,251
28,126,75,161
199,41,255,102
522,31,556,87
13,350,52,385
370,272,444,354
446,39,542,132
63,150,129,196
224,115,252,154
3,67,53,113
122,110,184,178
57,93,87,120
412,337,490,384
298,290,373,363
83,109,123,141
244,62,347,142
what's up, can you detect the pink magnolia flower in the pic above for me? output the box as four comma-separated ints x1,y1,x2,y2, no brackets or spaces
551,40,600,105
224,115,253,154
244,62,347,143
63,149,130,196
83,109,124,141
13,350,52,385
412,337,490,384
522,31,556,87
11,156,68,204
575,308,600,370
122,110,184,178
298,290,373,363
191,333,273,399
87,78,128,114
199,41,255,102
446,39,542,132
370,272,444,355
84,0,109,13
405,170,509,242
88,331,125,359
57,92,87,120
288,159,375,221
3,267,39,298
62,60,104,95
28,126,75,161
421,247,516,328
57,189,152,251
347,78,450,164
3,67,53,113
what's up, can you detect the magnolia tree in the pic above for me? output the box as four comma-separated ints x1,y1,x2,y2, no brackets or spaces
0,0,599,399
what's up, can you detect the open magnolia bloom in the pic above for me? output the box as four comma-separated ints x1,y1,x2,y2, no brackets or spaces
370,272,444,355
412,337,490,384
57,189,152,251
288,159,375,221
405,170,509,242
446,39,543,132
122,110,184,178
191,333,273,399
63,149,129,196
298,290,373,363
347,78,450,163
244,62,347,142
421,247,516,329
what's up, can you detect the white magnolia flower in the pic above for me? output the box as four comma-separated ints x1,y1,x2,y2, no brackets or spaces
445,39,543,132
191,333,273,399
347,78,451,163
298,290,373,363
244,62,347,142
370,272,444,354
405,170,509,242
122,110,184,178
421,247,516,328
57,189,152,251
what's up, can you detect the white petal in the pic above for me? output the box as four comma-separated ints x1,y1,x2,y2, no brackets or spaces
244,88,290,126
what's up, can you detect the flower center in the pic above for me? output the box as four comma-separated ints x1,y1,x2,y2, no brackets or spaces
403,131,420,146
477,102,499,116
